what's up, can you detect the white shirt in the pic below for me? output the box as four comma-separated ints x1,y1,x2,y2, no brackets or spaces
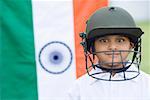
67,65,150,100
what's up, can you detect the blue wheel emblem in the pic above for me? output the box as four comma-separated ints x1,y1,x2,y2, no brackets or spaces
49,51,63,65
39,41,73,74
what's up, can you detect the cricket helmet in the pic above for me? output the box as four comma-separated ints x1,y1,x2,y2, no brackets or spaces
80,6,144,81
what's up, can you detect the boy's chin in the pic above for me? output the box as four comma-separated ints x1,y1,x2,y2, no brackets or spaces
100,61,125,68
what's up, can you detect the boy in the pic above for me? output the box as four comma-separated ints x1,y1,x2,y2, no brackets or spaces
67,7,150,100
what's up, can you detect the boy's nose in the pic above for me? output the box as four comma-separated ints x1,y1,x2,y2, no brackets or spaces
108,42,118,50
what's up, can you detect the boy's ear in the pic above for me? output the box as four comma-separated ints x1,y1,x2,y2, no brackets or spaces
130,42,135,49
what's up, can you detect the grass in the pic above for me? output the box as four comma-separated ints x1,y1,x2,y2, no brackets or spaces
137,21,150,74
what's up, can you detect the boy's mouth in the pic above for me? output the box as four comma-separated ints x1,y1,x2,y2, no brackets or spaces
105,53,120,56
104,53,121,59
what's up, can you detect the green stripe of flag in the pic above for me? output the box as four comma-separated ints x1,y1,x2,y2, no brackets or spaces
1,0,38,99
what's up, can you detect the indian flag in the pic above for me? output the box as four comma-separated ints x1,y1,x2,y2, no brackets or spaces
1,0,108,99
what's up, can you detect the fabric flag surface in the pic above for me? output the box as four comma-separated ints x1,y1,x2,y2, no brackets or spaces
32,0,76,99
1,0,38,100
1,0,107,99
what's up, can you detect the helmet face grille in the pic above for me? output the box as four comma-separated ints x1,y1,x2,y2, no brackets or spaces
79,33,142,81
85,49,141,81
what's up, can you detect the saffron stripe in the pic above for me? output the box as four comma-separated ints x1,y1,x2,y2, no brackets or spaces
73,0,108,78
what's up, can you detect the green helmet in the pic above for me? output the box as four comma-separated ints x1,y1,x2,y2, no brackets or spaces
86,7,143,44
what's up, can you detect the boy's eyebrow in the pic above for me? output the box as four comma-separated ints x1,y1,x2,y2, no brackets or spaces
117,35,125,37
97,36,108,40
97,35,126,40
107,35,126,38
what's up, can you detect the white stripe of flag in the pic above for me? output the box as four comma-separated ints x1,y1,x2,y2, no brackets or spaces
32,0,76,99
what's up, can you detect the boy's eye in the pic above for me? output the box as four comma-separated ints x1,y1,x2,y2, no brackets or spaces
117,38,125,42
99,39,108,43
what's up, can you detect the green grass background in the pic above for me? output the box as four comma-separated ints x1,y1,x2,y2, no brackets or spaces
137,21,150,74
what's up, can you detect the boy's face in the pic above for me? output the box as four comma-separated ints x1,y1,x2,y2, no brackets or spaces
94,35,133,68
